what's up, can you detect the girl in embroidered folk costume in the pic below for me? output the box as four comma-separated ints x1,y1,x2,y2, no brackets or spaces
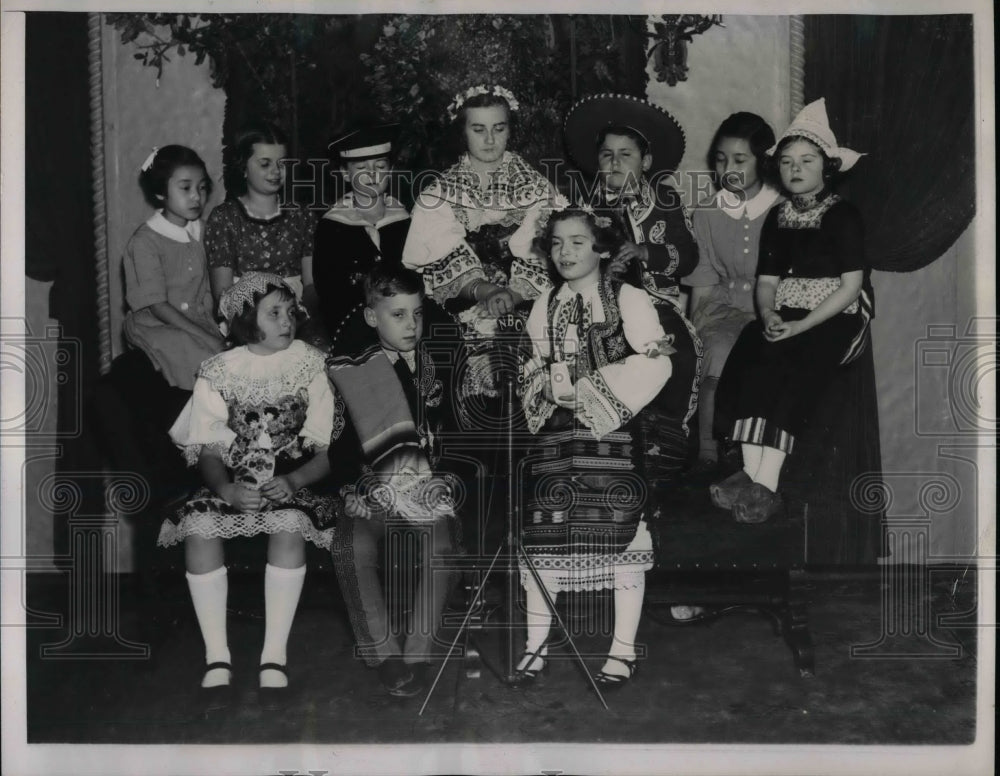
685,113,783,467
205,122,319,319
516,207,674,689
123,145,223,393
159,273,336,706
402,85,563,398
710,99,874,524
563,94,702,491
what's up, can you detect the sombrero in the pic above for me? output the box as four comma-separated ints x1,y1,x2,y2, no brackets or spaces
563,93,686,176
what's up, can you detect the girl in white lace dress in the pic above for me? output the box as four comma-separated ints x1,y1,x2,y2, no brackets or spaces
158,272,336,704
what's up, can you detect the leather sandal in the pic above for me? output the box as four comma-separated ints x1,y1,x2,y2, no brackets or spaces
709,469,753,510
592,656,637,690
733,483,785,524
257,662,288,709
198,661,233,712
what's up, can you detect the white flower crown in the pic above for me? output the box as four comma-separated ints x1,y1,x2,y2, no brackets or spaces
446,85,520,121
578,203,612,229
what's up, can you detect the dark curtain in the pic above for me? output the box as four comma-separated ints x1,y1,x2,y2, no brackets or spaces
804,15,975,273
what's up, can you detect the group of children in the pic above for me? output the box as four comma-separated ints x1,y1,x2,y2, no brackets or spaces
121,85,871,706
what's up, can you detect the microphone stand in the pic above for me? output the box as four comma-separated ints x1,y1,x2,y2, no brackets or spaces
420,345,607,712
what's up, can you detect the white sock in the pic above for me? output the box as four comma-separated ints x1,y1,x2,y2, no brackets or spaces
186,566,230,688
742,443,763,479
520,575,554,670
753,446,786,492
603,579,645,676
259,563,306,688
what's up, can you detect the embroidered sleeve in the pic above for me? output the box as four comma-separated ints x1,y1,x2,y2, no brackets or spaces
509,255,552,301
122,230,168,310
168,376,235,466
300,371,334,450
573,286,671,438
643,192,698,279
420,242,487,305
521,290,557,434
204,202,239,270
684,208,722,287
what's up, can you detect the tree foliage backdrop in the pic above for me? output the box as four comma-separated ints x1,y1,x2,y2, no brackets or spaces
108,13,648,201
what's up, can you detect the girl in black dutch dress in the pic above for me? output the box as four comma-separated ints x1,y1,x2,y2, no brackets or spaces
563,94,702,490
312,125,414,354
516,207,674,688
158,272,336,705
710,99,873,524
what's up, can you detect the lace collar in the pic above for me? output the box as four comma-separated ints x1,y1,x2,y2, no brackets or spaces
146,211,201,243
322,193,409,228
715,184,783,221
790,188,833,212
198,339,326,404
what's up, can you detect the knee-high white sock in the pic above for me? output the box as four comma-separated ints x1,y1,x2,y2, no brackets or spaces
606,579,645,674
753,446,786,492
742,443,763,479
520,575,555,669
186,566,230,688
259,563,306,688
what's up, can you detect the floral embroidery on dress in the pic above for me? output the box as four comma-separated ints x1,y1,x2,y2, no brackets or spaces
778,193,841,230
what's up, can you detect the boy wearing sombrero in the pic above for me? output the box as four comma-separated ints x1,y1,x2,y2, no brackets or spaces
564,94,704,490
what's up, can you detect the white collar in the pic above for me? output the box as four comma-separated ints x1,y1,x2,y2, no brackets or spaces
146,211,202,243
382,347,416,372
322,193,409,228
714,184,783,221
556,279,601,302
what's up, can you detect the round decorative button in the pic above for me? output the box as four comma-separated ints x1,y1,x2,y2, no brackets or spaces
744,236,750,241
180,302,189,311
743,282,751,291
743,248,750,254
728,281,735,289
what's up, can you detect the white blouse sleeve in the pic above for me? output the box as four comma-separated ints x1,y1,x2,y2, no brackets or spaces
402,186,486,304
402,186,468,269
299,370,335,450
574,285,672,439
168,376,235,466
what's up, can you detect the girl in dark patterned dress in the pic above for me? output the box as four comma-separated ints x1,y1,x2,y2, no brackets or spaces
711,99,873,524
159,273,336,705
205,122,318,318
516,207,674,689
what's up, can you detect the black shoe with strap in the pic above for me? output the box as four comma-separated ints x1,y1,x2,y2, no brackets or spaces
257,662,289,709
592,656,637,691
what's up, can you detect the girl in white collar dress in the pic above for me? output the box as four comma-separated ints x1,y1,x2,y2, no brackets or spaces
123,145,223,392
686,113,783,467
516,206,674,690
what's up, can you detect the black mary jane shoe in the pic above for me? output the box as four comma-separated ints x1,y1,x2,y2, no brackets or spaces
509,650,548,688
592,656,637,691
257,662,289,709
198,661,234,712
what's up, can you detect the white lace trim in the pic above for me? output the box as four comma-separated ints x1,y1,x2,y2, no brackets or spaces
519,551,653,593
156,509,334,550
198,340,326,405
